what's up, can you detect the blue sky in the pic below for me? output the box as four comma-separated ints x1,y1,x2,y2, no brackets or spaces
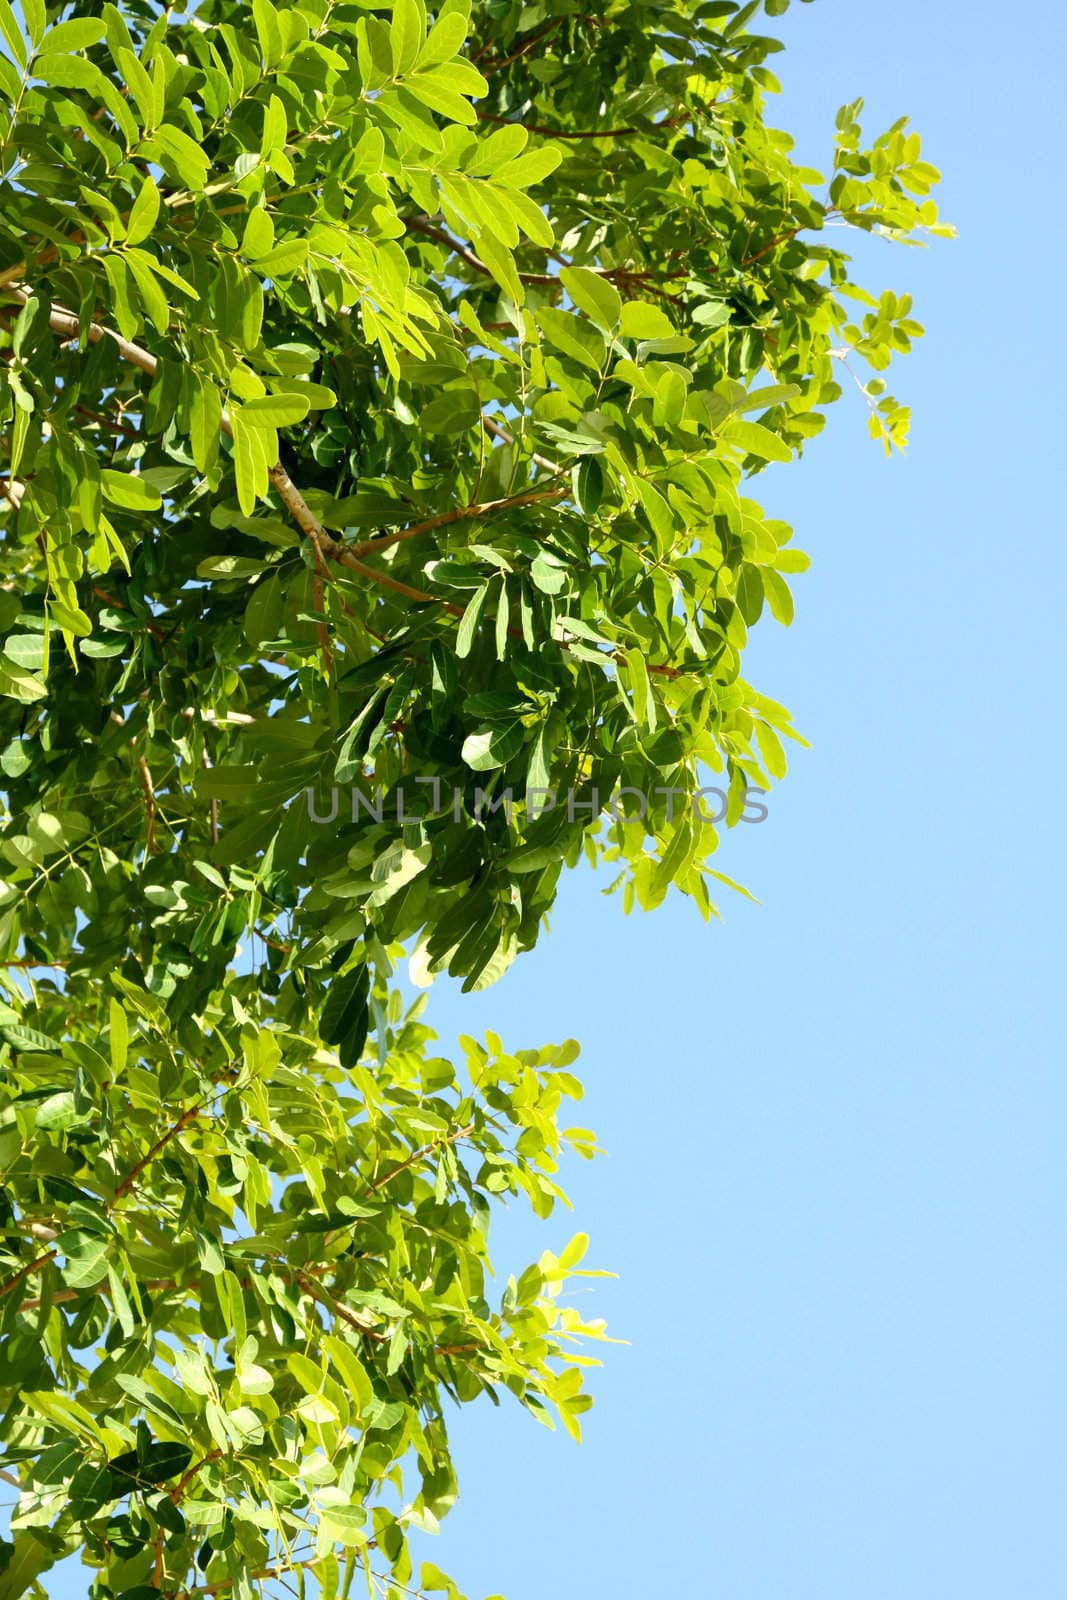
411,4,1067,1598
20,1,1067,1596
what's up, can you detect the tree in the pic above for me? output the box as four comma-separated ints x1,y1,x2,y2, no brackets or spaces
0,0,948,1595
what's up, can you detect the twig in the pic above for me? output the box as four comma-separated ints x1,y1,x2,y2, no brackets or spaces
3,282,692,674
347,486,566,560
296,1272,388,1341
0,959,68,969
0,1247,57,1302
73,402,140,437
480,414,560,476
403,217,558,285
363,1124,474,1197
112,1101,204,1200
475,110,685,140
137,754,157,857
475,16,563,70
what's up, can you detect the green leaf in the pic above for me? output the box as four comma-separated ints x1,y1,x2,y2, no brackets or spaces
320,967,370,1048
190,375,223,475
462,721,522,771
125,177,160,247
455,583,489,657
33,52,110,94
109,1441,192,1485
101,470,163,510
1,1022,60,1051
573,455,604,517
0,1531,70,1600
721,419,792,464
761,568,795,625
319,1504,368,1547
109,998,128,1075
420,389,479,434
249,238,309,278
35,1091,84,1131
239,393,310,429
620,302,675,340
0,662,47,703
0,0,27,68
58,1231,111,1288
536,307,606,372
242,207,275,261
101,250,139,339
124,250,170,336
390,0,423,75
144,124,211,191
22,0,45,48
252,0,284,68
417,9,467,66
40,17,106,54
560,267,622,332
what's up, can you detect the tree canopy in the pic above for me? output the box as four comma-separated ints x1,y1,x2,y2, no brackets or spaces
0,1,948,1596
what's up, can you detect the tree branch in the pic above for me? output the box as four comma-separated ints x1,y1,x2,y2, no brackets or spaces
475,16,563,70
346,487,566,560
475,110,685,140
480,414,560,476
0,475,25,509
0,1246,57,1302
137,754,157,858
402,218,684,302
112,1101,204,1200
363,1124,474,1198
403,217,558,285
2,282,690,677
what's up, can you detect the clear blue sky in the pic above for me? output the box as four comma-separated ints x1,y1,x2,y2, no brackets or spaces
29,2,1066,1596
413,4,1067,1598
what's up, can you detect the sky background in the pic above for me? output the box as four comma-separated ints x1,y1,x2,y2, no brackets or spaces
19,0,1066,1596
408,3,1067,1598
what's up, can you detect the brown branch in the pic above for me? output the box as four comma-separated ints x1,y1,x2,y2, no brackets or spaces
310,571,334,676
43,296,157,376
0,1466,21,1490
402,217,558,285
403,218,684,302
73,402,140,437
112,1101,203,1200
12,1219,58,1242
0,959,68,969
480,414,560,476
171,1449,223,1503
4,281,692,675
0,1246,57,1302
20,1274,177,1311
347,487,566,560
334,550,463,612
475,110,685,140
295,1272,388,1341
181,1556,324,1598
205,762,219,845
137,754,157,857
740,209,836,269
476,17,563,71
363,1124,474,1198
